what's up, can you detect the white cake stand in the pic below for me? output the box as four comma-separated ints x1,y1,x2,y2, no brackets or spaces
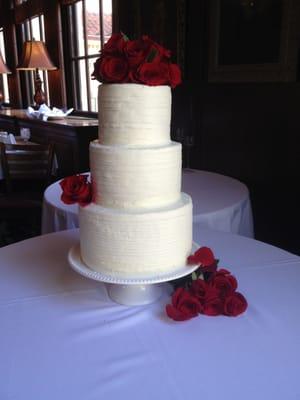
68,242,200,306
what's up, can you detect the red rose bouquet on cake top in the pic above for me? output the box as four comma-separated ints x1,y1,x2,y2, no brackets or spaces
91,33,181,88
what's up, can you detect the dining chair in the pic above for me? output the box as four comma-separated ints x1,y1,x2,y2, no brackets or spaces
0,142,55,245
0,142,54,194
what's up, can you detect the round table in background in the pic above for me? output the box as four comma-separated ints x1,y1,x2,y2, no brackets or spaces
42,169,254,237
1,228,299,400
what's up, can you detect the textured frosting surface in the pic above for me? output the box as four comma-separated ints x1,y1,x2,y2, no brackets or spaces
79,194,193,278
98,84,171,146
90,140,182,208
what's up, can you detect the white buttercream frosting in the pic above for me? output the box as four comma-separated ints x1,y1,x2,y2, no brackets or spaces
90,140,182,209
98,84,171,146
79,194,193,278
79,83,193,278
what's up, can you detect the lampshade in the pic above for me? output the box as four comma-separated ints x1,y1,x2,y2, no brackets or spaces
17,40,56,70
0,52,11,74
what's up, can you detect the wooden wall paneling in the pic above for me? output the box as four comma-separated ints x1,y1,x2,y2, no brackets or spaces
113,0,141,38
0,2,4,27
172,0,208,168
111,0,119,32
60,4,73,108
3,24,22,108
43,1,66,108
207,0,299,82
14,0,44,24
1,0,22,108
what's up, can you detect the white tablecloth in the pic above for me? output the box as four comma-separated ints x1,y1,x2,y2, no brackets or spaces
42,169,254,237
1,229,299,400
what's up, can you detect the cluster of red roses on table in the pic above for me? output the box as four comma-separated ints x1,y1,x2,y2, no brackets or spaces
60,174,92,207
91,32,181,88
166,247,248,321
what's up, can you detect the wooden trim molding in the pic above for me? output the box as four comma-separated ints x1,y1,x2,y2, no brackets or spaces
207,0,299,82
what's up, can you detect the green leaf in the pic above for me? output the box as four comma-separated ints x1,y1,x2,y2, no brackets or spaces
121,32,130,41
191,272,197,280
146,48,158,63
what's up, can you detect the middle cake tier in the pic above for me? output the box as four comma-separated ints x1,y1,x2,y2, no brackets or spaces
90,140,182,209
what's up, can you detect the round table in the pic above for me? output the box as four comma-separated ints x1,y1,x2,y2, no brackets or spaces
42,169,254,237
1,228,299,400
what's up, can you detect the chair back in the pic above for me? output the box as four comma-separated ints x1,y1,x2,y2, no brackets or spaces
0,142,54,193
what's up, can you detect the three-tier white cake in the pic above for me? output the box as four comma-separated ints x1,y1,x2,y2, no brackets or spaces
79,83,193,278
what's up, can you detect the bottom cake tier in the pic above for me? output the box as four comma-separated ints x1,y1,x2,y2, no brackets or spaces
79,193,193,278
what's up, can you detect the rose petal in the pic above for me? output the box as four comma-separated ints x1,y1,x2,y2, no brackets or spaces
166,304,195,321
223,292,248,317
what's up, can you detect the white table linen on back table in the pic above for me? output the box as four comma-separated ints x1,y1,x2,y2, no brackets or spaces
42,169,254,237
0,228,299,400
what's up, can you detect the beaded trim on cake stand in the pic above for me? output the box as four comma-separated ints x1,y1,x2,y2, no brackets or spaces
68,242,199,306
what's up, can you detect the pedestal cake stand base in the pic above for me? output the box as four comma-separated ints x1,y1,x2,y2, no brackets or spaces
68,243,199,306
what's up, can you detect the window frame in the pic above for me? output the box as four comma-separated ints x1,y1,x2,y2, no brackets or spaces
62,0,111,112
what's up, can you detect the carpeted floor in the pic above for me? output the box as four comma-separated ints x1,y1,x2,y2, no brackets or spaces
0,214,41,247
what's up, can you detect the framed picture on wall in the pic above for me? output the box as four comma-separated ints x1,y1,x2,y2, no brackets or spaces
207,0,298,82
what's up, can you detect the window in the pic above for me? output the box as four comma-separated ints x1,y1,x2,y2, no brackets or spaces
66,0,112,111
18,15,50,106
11,0,28,7
0,29,10,104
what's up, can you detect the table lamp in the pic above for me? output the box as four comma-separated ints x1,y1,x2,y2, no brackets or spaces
17,39,57,107
0,51,11,106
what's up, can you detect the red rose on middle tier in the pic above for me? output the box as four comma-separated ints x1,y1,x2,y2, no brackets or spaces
60,174,92,207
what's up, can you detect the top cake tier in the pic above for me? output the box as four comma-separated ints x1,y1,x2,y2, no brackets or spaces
98,84,171,146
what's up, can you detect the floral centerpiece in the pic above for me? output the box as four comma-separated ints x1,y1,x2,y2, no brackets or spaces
91,32,181,88
166,247,248,321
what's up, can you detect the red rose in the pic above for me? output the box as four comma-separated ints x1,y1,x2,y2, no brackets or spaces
210,269,238,298
102,33,126,55
223,292,248,316
142,35,171,61
202,297,224,316
189,279,207,302
187,246,216,267
91,57,102,81
99,55,129,83
124,39,149,68
134,61,169,86
60,174,92,207
189,279,218,301
190,279,223,315
168,63,182,88
166,287,202,321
